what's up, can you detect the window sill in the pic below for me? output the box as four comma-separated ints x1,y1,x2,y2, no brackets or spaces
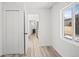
63,38,79,46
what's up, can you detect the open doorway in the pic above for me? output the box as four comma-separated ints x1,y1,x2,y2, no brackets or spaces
24,14,40,56
27,14,39,38
28,19,39,37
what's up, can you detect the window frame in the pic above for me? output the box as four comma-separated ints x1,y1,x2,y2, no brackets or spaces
62,2,79,43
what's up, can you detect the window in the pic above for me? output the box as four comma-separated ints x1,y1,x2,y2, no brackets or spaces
64,6,72,39
63,3,79,42
75,3,79,41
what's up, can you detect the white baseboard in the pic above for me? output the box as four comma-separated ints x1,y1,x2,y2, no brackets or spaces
51,45,63,57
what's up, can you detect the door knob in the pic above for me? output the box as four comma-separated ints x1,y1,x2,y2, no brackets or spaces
24,33,28,35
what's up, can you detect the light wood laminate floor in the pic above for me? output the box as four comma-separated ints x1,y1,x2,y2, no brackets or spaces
2,34,61,57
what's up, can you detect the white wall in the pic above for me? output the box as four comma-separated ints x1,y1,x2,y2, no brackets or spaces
51,2,79,57
25,8,52,46
0,3,2,56
38,9,52,46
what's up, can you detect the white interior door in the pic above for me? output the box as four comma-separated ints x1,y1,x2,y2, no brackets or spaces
3,10,24,54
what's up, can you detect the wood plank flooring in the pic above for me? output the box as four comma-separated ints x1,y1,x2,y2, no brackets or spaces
1,34,61,57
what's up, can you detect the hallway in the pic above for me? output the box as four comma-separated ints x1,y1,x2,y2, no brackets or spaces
26,34,60,57
0,2,79,57
26,34,61,57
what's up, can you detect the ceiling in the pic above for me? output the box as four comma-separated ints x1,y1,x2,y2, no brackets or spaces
24,2,55,9
2,2,55,9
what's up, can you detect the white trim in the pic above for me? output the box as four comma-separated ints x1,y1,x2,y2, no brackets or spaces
64,38,79,46
62,3,74,40
62,3,74,11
